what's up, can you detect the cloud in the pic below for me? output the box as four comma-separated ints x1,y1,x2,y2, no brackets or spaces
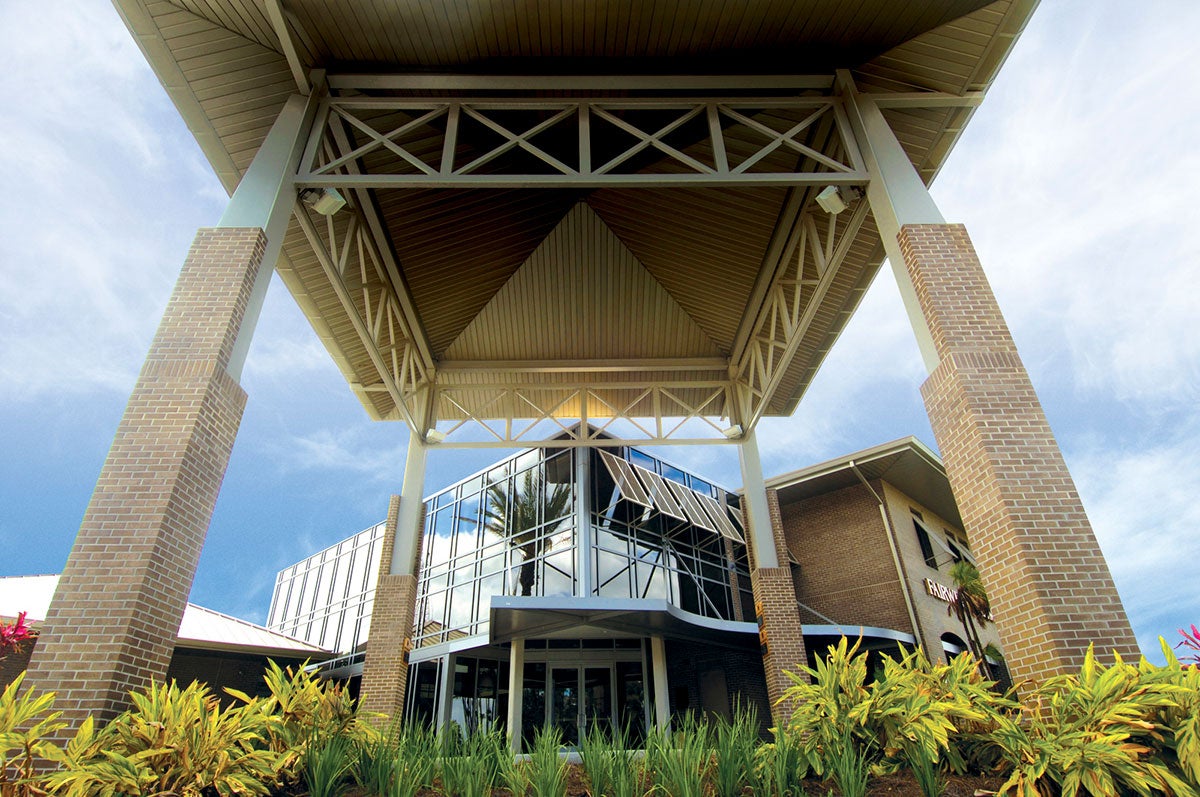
265,426,412,481
0,1,225,400
1069,423,1200,660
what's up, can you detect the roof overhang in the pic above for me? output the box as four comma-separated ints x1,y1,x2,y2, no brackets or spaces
111,0,1040,445
765,436,962,528
490,595,757,648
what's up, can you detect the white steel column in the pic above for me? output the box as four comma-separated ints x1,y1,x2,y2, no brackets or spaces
836,70,943,373
391,435,429,576
219,86,323,379
437,654,455,731
650,636,671,731
738,429,779,569
575,447,592,597
507,639,525,752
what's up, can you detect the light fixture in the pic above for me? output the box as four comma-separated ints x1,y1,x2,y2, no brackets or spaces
299,187,347,216
424,429,447,444
722,424,744,439
816,185,848,214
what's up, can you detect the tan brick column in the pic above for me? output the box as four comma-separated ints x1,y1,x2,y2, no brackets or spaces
901,224,1139,685
748,488,808,724
26,228,267,732
359,496,424,719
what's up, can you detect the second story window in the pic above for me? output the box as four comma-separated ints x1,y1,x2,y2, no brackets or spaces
912,513,937,569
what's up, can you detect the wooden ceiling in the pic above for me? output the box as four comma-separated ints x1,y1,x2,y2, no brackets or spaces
112,0,1038,431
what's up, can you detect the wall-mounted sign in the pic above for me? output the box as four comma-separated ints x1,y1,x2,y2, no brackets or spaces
755,600,769,656
924,578,957,603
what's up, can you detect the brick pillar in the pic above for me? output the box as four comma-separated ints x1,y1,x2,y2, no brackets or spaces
901,224,1139,685
26,228,267,732
359,496,424,719
748,488,808,724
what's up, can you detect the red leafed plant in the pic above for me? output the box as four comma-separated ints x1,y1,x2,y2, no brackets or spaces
1177,623,1200,665
0,611,37,658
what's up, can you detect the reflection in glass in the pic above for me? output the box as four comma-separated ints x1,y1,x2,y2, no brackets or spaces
485,467,572,597
551,667,580,746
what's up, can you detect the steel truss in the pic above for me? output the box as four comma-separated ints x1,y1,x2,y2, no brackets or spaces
293,194,429,428
297,95,867,189
427,380,739,448
281,77,975,445
732,200,872,428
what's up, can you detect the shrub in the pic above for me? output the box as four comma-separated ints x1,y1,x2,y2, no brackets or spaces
712,703,759,797
526,725,569,797
438,724,507,797
303,730,355,797
45,680,277,797
579,721,642,797
752,725,808,797
354,721,437,797
646,713,710,797
988,645,1197,797
0,672,63,797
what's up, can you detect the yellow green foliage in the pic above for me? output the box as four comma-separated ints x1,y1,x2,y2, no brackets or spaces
0,672,65,797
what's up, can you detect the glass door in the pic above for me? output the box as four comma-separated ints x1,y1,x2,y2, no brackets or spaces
549,665,615,745
550,667,580,746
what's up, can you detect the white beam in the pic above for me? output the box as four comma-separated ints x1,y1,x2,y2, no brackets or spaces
507,639,524,752
219,87,322,380
650,636,671,731
738,429,779,569
867,91,985,109
327,74,835,91
438,358,728,374
390,436,428,576
836,70,943,372
262,0,309,95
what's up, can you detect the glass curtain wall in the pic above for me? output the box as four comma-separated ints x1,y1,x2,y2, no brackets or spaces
415,447,578,648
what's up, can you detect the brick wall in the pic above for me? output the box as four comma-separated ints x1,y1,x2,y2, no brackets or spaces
24,228,266,735
778,482,912,634
359,495,424,719
664,637,772,737
901,223,1139,684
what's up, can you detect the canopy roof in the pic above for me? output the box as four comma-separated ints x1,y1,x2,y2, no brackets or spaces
112,0,1037,441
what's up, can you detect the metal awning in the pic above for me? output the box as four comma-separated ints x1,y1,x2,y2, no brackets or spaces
490,595,757,647
597,449,652,508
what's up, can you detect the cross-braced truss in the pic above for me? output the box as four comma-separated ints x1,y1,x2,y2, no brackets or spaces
428,381,738,448
293,195,430,428
285,84,888,446
297,96,867,189
732,200,872,428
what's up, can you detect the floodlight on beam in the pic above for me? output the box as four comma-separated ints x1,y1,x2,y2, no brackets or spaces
722,424,744,439
815,185,862,215
299,187,347,216
424,429,447,444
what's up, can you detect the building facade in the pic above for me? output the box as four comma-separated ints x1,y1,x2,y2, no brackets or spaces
269,436,1006,746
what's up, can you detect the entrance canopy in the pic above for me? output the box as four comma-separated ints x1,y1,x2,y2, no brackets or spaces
114,0,1035,445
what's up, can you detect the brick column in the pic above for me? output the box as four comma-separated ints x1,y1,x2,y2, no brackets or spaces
748,488,808,724
26,228,267,732
359,496,424,719
901,224,1139,685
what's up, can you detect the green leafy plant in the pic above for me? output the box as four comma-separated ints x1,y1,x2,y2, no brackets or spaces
526,725,569,797
45,679,278,797
646,713,710,797
0,672,63,797
712,703,759,797
439,724,507,797
752,725,808,797
303,730,354,797
355,721,437,797
580,721,641,797
227,659,362,785
988,645,1197,797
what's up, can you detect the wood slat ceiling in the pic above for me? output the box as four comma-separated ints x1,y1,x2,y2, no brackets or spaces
114,0,1038,423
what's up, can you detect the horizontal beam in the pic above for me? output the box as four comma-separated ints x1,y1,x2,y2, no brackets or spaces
429,436,740,449
867,91,985,109
297,172,869,189
327,73,835,92
437,357,728,374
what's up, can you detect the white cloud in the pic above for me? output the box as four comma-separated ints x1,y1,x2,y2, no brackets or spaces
1070,423,1200,660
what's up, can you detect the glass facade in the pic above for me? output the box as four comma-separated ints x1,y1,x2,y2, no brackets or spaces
266,521,386,656
412,444,752,651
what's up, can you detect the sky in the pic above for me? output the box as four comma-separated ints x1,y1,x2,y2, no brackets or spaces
0,0,1197,661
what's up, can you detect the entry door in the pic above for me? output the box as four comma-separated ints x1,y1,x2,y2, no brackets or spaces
549,665,613,745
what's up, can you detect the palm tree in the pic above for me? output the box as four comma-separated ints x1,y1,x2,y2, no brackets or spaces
946,560,991,665
483,467,572,596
